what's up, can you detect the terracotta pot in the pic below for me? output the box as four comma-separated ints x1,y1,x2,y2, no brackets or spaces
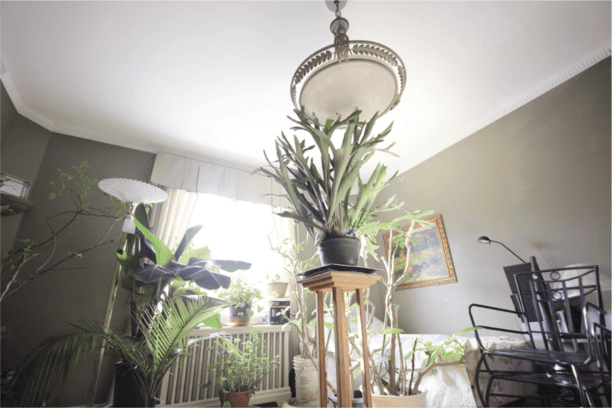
219,391,251,407
229,303,251,326
318,236,361,266
268,281,289,298
372,391,427,407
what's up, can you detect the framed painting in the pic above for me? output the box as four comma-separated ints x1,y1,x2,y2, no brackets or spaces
383,214,457,290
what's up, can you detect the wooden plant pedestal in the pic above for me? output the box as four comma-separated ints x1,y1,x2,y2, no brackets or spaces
298,271,381,408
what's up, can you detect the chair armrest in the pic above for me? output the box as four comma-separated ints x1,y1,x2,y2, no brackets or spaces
468,304,530,352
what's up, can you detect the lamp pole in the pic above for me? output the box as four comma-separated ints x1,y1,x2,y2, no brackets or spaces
477,236,526,263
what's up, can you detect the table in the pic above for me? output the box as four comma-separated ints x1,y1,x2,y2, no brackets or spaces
298,271,380,408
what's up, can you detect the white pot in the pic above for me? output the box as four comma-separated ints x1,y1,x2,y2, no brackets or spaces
372,391,427,407
293,356,319,407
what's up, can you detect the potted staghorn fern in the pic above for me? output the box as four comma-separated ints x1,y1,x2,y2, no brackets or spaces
256,107,400,266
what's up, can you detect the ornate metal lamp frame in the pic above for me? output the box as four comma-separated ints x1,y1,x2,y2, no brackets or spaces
290,1,406,122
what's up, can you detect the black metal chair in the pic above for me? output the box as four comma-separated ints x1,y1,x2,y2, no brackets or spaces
582,302,611,407
469,265,607,407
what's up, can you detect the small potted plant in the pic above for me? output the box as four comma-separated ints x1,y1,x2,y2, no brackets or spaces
219,278,263,326
256,107,400,266
267,273,289,298
206,331,280,407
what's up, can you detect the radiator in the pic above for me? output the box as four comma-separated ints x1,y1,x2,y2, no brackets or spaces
161,324,292,407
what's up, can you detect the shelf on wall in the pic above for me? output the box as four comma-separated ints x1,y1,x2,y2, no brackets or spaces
1,193,33,215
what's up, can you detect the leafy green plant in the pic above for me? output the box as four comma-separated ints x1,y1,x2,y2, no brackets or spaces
219,278,264,314
271,238,316,357
256,107,400,245
18,296,226,407
351,209,481,396
381,327,480,396
118,203,251,335
1,161,127,305
205,331,280,397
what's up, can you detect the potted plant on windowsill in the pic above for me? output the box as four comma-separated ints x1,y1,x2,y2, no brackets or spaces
219,277,264,326
206,331,280,408
267,272,289,298
256,107,399,266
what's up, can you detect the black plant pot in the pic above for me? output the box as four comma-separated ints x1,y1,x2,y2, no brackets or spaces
329,390,364,408
319,236,361,266
112,362,162,407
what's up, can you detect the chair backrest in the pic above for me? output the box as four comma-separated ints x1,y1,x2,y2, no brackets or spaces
504,256,540,322
514,265,602,352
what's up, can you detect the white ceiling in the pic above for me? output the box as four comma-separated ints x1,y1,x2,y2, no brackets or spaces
1,1,610,175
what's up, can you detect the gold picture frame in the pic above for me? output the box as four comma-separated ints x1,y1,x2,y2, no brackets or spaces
383,214,457,290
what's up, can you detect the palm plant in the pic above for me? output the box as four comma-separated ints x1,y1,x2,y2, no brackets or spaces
256,107,399,245
18,296,226,407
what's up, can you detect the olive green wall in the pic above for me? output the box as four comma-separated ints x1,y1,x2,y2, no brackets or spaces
1,82,17,139
1,93,156,405
374,58,611,336
1,82,52,255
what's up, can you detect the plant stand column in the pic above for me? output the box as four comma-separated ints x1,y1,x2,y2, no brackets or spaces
299,271,380,408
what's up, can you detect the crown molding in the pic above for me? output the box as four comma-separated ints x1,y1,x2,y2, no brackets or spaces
3,46,611,170
410,46,612,170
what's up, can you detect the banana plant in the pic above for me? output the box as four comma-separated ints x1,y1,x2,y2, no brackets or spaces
119,204,251,335
256,107,399,245
18,296,227,407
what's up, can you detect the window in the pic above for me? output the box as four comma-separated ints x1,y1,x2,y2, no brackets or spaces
188,193,291,280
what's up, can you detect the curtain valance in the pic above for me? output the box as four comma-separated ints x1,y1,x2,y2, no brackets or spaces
150,152,282,205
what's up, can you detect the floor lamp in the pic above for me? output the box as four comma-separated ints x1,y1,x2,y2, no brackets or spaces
87,178,167,407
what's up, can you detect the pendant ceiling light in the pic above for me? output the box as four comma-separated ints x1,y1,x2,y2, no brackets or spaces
291,0,406,123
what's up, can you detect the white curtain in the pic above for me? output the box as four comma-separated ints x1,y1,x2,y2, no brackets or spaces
150,151,283,206
148,187,198,249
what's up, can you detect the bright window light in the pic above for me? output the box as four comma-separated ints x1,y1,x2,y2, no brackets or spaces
189,193,287,281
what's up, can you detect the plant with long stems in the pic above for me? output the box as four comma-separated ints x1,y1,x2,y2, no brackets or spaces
357,211,479,396
17,295,227,407
1,162,127,305
206,331,280,399
256,107,400,245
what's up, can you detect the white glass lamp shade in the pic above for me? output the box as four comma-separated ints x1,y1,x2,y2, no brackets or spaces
300,59,398,123
98,178,168,204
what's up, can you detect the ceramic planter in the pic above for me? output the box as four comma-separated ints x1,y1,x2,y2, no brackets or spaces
372,390,427,407
268,281,289,298
318,236,361,266
229,303,252,326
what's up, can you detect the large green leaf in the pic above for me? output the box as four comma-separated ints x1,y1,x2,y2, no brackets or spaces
202,313,222,329
174,225,203,261
178,246,212,265
133,216,173,266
